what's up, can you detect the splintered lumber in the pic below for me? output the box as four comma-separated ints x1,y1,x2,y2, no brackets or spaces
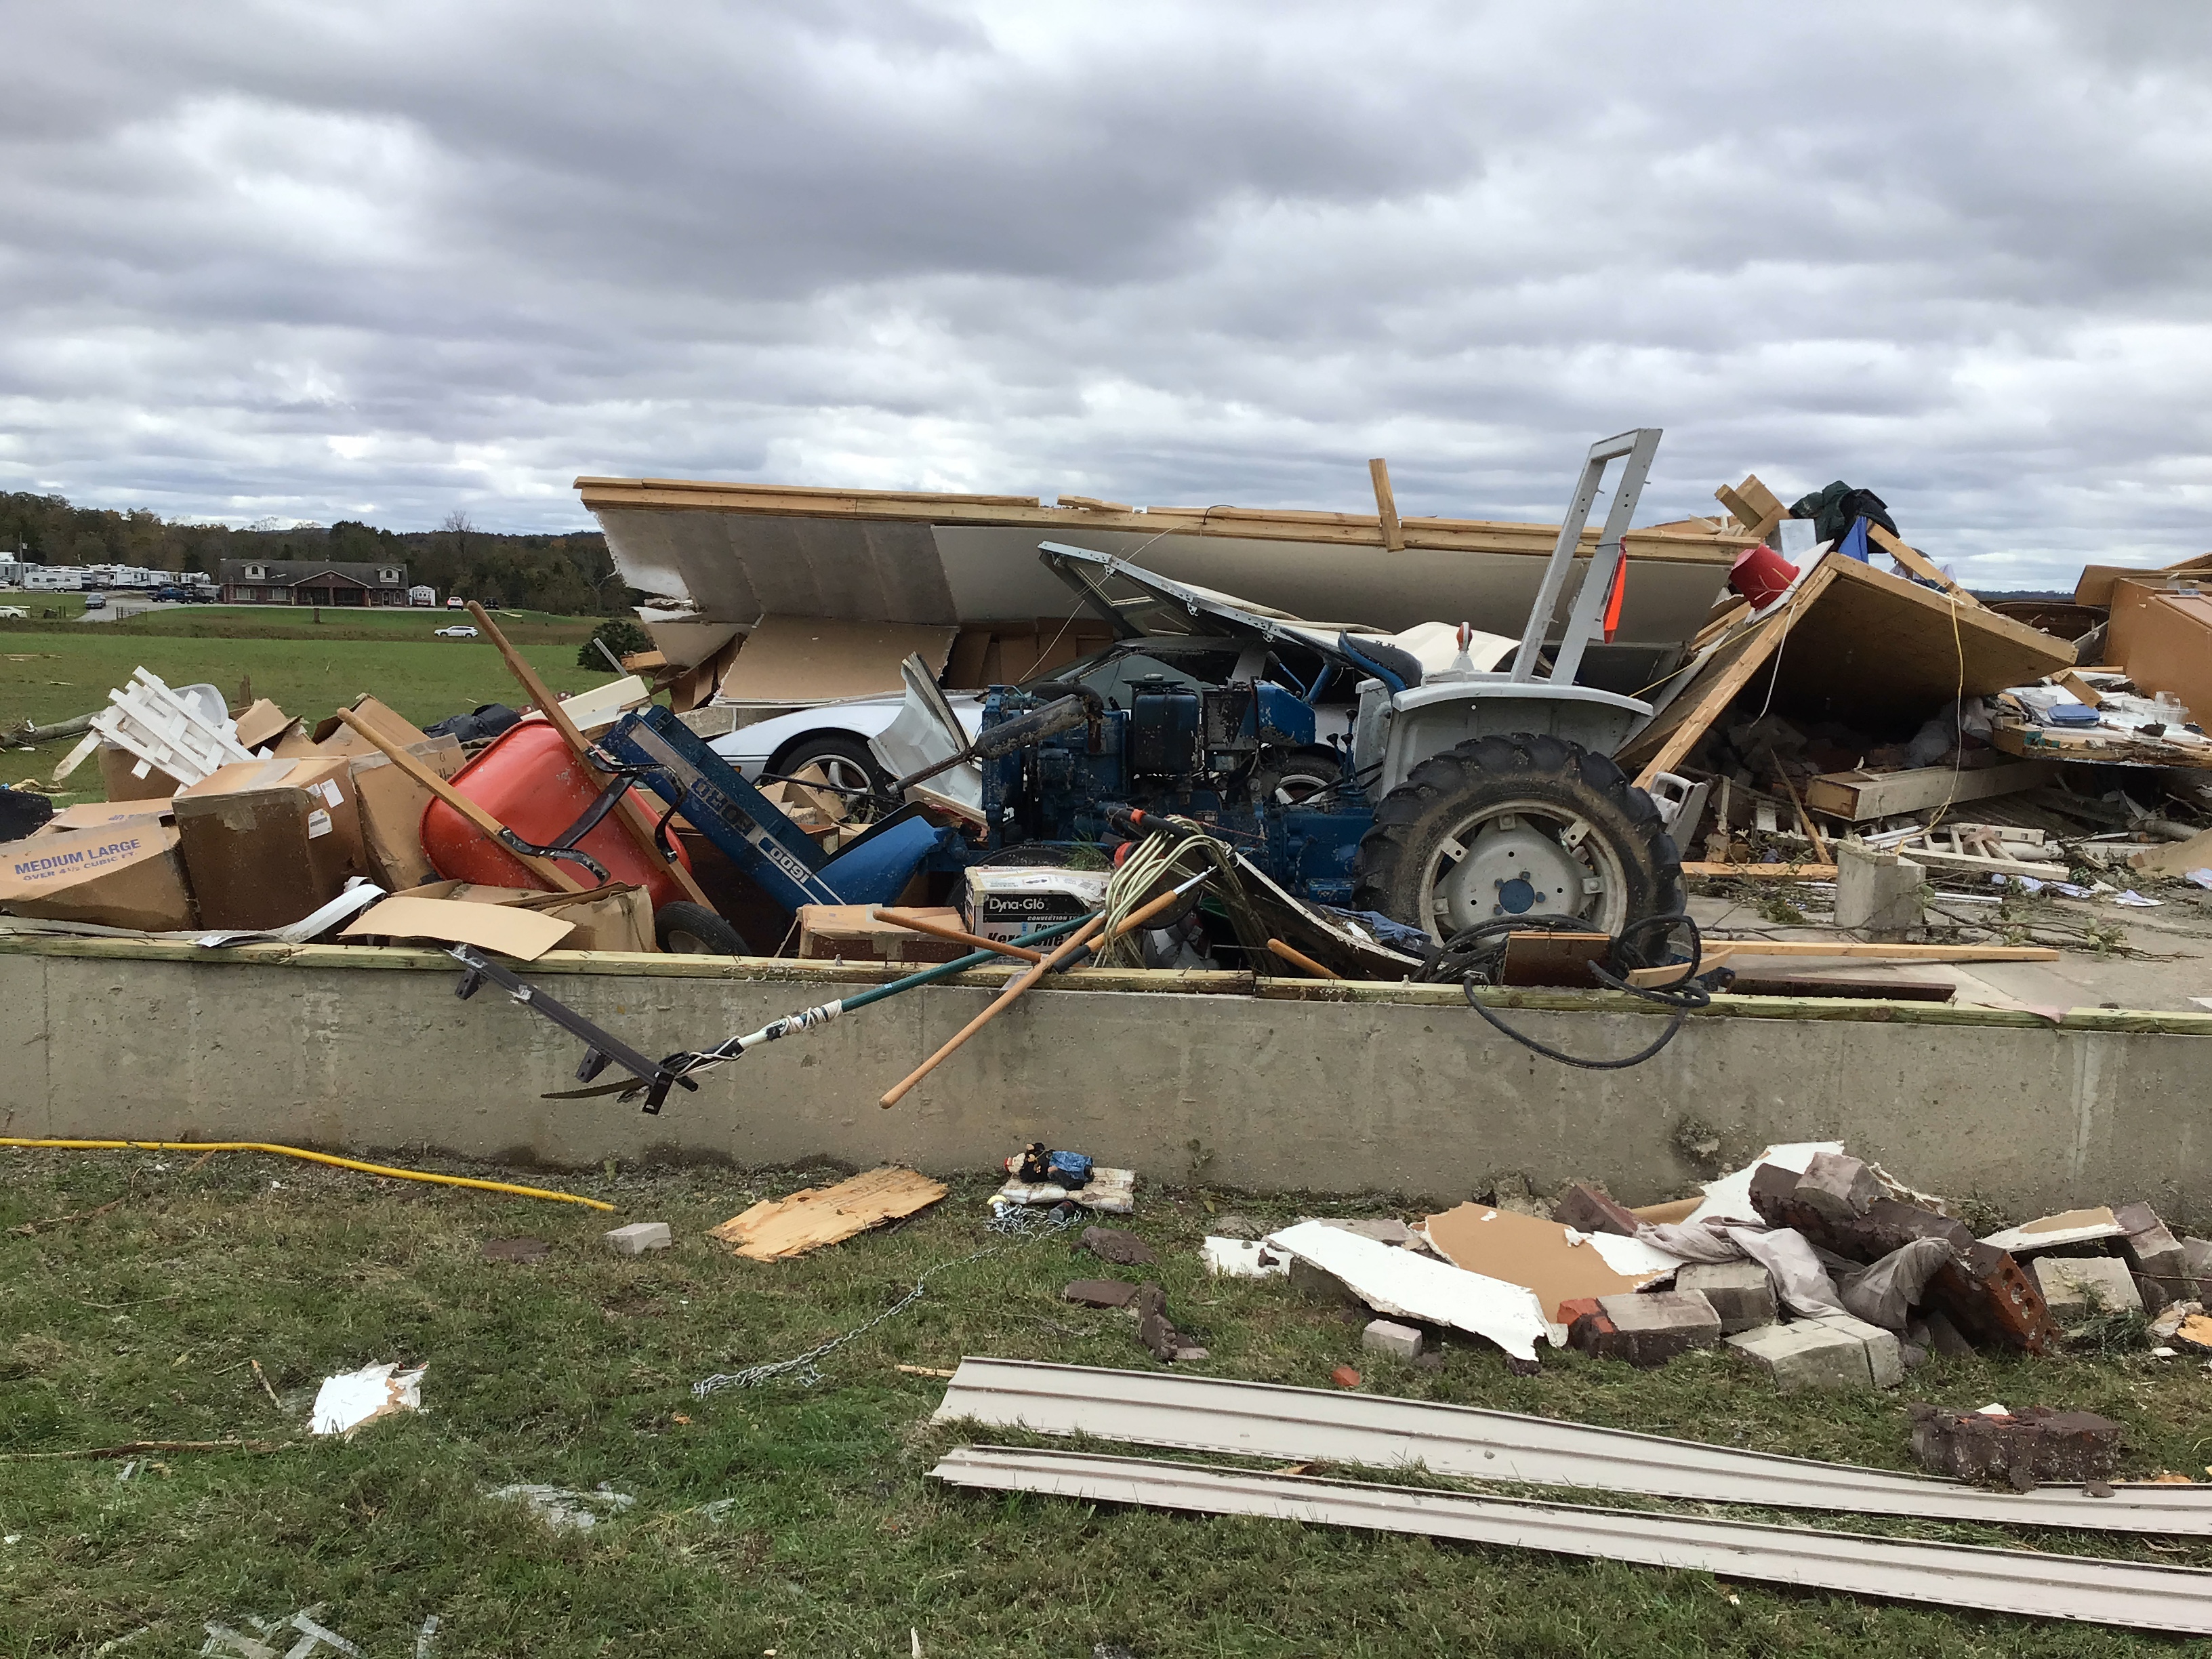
1707,941,2060,963
1771,766,1830,864
1803,761,2055,822
1867,524,1980,606
1681,862,1838,880
1368,459,1404,552
1713,474,1789,540
706,1167,949,1260
1626,556,2073,790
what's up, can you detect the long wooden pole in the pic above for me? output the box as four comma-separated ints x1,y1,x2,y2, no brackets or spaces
333,708,586,893
871,907,1044,963
879,876,1206,1109
465,602,714,907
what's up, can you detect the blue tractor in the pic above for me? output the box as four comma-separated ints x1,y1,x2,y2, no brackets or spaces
872,430,1687,944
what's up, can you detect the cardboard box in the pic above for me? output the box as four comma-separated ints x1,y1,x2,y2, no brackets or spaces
798,903,970,965
313,694,436,758
97,742,182,802
38,801,176,834
232,697,303,752
173,757,365,929
0,814,197,931
960,867,1109,943
385,880,655,954
345,733,464,891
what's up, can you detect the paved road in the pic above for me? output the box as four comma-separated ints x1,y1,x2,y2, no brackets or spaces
73,599,197,623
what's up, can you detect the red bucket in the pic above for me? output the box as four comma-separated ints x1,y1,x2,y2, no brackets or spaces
1729,543,1798,608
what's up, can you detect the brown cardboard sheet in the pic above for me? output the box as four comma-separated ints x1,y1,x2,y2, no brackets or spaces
387,880,655,953
711,616,960,703
343,895,573,960
1424,1202,1673,1323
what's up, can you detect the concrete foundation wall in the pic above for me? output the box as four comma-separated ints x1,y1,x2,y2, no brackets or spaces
5,941,2209,1221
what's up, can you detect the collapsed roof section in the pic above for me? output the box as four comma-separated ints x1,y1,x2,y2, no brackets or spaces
575,476,1750,691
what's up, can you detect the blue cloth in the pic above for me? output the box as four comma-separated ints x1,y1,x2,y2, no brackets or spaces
1046,1149,1092,1187
1835,516,1873,563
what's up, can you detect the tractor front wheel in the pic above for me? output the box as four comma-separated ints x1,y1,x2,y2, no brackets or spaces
1351,733,1683,941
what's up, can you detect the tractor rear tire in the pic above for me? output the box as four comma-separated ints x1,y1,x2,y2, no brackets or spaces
655,901,754,957
1352,733,1682,941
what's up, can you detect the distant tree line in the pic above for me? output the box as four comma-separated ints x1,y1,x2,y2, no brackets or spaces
0,493,638,615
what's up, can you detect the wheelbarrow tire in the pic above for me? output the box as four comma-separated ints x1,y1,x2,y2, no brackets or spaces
1351,732,1683,942
655,901,753,957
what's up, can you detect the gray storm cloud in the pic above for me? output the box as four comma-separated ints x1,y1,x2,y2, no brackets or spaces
3,0,2210,584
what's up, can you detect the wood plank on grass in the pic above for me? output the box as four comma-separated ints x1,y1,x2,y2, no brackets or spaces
706,1167,949,1261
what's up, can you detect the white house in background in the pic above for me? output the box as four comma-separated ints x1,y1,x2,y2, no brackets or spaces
409,584,437,607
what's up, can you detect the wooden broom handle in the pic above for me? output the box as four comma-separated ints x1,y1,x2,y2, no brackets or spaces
465,602,714,909
871,907,1044,964
878,880,1202,1109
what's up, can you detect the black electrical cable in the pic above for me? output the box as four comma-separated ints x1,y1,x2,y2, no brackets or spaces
1418,912,1727,1070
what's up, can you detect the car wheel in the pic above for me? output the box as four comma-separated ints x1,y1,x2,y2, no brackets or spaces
770,734,890,821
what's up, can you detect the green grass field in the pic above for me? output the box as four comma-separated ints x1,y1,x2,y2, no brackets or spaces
1,610,618,802
2,1149,2207,1658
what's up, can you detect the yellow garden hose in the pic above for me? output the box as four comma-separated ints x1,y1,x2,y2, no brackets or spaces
0,1139,614,1212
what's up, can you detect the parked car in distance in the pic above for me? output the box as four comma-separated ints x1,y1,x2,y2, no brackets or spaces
432,624,480,638
154,586,191,603
446,596,466,609
0,606,26,619
81,592,106,609
184,589,218,603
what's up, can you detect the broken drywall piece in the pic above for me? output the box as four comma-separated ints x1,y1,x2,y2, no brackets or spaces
1423,1203,1679,1323
1204,1237,1288,1278
1265,1219,1551,1361
1981,1208,2126,1254
309,1362,427,1436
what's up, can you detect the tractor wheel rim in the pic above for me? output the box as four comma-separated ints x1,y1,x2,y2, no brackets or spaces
1418,796,1630,941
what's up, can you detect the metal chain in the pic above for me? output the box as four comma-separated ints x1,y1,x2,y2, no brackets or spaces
691,1206,1082,1396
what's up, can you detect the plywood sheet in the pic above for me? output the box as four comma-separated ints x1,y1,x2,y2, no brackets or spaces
707,1167,949,1261
713,617,959,703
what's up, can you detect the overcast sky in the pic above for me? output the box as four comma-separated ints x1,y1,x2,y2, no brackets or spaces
3,1,2209,584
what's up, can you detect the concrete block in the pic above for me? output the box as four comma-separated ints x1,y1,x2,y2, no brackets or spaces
1727,1322,1875,1393
1835,838,1925,934
1807,1311,1905,1388
2114,1203,2198,1305
1909,1404,2121,1488
2032,1255,2143,1324
1554,1183,1638,1238
1592,1290,1721,1366
602,1221,671,1256
1361,1318,1424,1360
1794,1151,1883,1223
1675,1261,1777,1334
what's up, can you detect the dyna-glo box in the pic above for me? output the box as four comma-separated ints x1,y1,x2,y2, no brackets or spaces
959,867,1110,944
